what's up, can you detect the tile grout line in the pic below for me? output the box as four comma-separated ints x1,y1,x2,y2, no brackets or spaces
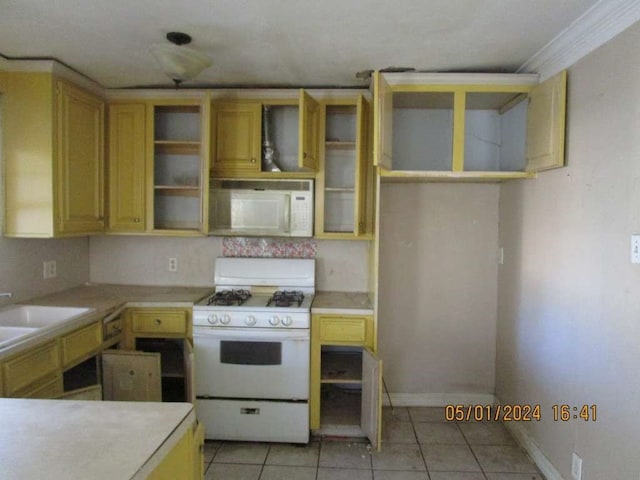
408,409,433,479
456,420,490,480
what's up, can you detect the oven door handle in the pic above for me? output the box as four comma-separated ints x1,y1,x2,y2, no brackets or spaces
192,328,309,342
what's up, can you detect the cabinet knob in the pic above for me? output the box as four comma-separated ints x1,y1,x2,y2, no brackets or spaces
133,217,141,223
303,152,308,159
154,319,162,326
251,157,256,163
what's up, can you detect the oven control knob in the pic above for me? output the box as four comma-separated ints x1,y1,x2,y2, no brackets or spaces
269,315,281,326
207,314,219,325
282,316,293,326
245,315,257,326
221,314,231,325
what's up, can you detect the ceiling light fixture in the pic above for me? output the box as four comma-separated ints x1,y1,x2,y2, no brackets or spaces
150,31,212,87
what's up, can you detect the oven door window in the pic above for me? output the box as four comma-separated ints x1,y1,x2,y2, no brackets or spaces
220,340,282,366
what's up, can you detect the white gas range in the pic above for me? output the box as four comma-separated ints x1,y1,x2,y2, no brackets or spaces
192,257,314,444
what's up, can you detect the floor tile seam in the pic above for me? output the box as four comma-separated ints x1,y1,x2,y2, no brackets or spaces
460,425,490,480
409,417,431,476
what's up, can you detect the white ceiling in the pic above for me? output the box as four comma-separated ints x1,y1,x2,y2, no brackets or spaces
0,0,601,89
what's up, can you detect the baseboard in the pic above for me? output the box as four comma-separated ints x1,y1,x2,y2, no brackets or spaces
502,420,566,480
382,392,496,407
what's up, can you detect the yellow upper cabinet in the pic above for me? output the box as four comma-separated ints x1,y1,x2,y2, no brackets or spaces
2,72,105,237
107,103,147,232
210,102,262,177
315,95,374,239
107,97,210,235
210,90,319,178
373,71,567,181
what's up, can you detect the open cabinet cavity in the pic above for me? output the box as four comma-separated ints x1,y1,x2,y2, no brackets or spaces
312,342,381,448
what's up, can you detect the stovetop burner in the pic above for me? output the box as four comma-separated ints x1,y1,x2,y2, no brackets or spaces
267,290,304,308
207,289,252,306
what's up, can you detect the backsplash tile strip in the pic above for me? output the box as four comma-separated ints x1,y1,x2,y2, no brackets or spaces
222,237,317,258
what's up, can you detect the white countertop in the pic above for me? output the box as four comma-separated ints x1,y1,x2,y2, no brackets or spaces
0,398,194,480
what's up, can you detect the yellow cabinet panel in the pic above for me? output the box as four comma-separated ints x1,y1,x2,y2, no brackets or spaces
2,340,61,395
56,80,105,234
20,374,64,399
130,309,189,336
211,102,262,177
318,315,373,347
526,70,567,172
193,421,205,480
1,71,104,237
61,322,103,369
147,423,193,480
108,103,147,232
299,90,320,170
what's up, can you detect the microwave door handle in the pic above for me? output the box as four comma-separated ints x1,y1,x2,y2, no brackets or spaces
284,194,291,233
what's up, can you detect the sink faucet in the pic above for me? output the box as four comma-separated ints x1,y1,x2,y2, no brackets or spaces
0,292,13,299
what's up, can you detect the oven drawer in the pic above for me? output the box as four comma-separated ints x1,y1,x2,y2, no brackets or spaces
317,315,373,347
130,309,189,336
196,398,309,443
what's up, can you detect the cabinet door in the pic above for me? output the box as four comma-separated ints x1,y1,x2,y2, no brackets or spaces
373,72,393,169
193,421,205,480
147,425,193,480
108,103,147,232
56,80,105,234
526,70,567,172
354,95,370,236
102,349,162,401
361,348,382,451
2,340,61,395
211,102,262,176
60,322,103,369
299,90,320,170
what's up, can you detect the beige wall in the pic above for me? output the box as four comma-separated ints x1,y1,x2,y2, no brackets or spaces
496,23,640,479
378,183,499,397
89,236,371,291
0,237,89,304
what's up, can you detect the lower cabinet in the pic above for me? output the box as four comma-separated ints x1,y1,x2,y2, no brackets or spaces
1,340,61,397
310,314,382,449
148,418,204,480
105,307,194,403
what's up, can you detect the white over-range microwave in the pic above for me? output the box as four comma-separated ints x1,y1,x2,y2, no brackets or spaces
208,179,314,237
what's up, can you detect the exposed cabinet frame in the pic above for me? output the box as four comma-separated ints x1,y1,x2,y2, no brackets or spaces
373,71,567,181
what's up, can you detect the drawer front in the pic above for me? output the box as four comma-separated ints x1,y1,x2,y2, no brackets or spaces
19,374,64,399
319,316,370,344
3,341,61,395
61,322,103,368
131,310,188,336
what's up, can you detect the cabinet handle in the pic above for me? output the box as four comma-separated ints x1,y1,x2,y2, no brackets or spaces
133,217,141,223
303,152,308,159
250,158,256,163
154,319,162,326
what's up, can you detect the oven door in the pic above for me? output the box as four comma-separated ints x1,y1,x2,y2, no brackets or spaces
193,327,309,400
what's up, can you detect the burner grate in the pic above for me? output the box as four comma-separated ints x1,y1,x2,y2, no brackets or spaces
208,289,252,306
267,290,304,308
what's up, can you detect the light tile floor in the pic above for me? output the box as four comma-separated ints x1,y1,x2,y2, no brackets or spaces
203,407,544,480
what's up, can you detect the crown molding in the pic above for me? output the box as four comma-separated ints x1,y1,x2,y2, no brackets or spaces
518,0,640,80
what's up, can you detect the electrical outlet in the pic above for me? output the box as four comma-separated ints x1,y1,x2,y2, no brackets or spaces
572,453,583,480
168,257,178,272
43,260,57,279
